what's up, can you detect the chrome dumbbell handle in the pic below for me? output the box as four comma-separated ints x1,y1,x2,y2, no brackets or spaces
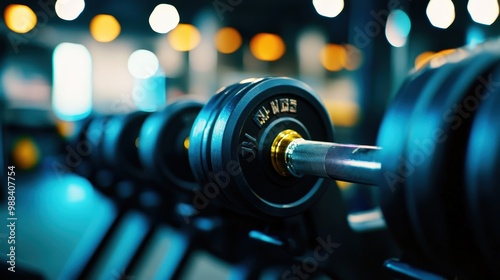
271,129,381,185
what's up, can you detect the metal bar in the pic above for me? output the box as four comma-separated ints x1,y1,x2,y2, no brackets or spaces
286,139,381,185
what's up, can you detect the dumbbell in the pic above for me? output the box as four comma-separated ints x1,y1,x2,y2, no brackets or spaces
73,112,149,193
138,100,203,193
76,106,234,279
186,45,500,278
69,111,179,280
81,108,204,217
81,111,178,203
465,70,500,278
136,100,297,278
101,111,150,182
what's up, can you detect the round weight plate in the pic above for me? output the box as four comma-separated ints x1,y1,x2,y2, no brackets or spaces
201,79,275,214
85,116,111,168
80,115,118,192
405,51,499,274
377,60,457,262
465,63,500,277
139,100,203,192
71,116,94,150
203,77,334,218
64,116,95,177
189,79,269,200
103,111,150,181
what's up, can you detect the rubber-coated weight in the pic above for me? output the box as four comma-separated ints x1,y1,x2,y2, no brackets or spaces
139,100,203,192
189,77,334,218
405,50,499,275
189,79,271,213
377,58,457,264
85,116,111,168
465,63,500,277
103,111,150,181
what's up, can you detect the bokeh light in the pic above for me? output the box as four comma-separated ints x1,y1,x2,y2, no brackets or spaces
56,120,77,138
426,0,455,29
385,9,411,47
168,24,201,51
312,0,344,18
128,49,160,79
67,184,86,202
55,0,85,21
4,4,37,33
53,42,93,121
467,0,499,26
90,14,121,43
466,25,486,47
320,44,345,71
12,137,40,170
250,33,286,61
343,44,363,71
215,27,242,54
149,4,180,34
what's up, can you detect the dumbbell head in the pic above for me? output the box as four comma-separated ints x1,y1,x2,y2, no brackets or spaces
185,50,500,275
378,45,500,276
407,51,498,274
189,77,334,218
139,100,203,192
465,62,500,277
85,115,111,168
102,111,150,181
375,52,462,265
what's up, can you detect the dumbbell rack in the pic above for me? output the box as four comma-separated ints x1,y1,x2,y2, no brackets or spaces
8,41,500,279
66,102,402,279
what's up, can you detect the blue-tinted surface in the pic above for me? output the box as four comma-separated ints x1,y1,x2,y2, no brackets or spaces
85,210,150,280
0,170,116,279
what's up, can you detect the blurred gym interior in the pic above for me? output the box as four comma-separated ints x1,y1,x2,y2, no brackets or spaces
0,0,499,279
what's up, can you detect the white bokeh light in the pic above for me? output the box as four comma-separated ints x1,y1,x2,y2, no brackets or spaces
128,50,160,79
149,4,180,34
468,0,499,25
55,0,85,21
385,10,412,47
426,0,455,29
312,0,344,18
53,43,92,121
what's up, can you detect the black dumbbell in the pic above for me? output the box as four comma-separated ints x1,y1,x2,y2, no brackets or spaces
101,111,151,182
464,61,500,277
138,100,203,193
186,45,500,278
134,100,309,278
69,111,169,280
188,79,332,217
73,112,149,192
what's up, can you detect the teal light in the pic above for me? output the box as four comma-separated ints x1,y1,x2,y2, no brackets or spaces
132,75,166,112
393,10,411,37
386,9,412,47
67,183,86,202
466,26,486,47
249,230,283,246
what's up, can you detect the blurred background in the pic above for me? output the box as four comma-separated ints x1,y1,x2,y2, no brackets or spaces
0,0,498,279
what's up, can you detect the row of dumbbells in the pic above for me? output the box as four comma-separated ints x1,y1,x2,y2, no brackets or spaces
69,40,500,279
68,100,359,280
